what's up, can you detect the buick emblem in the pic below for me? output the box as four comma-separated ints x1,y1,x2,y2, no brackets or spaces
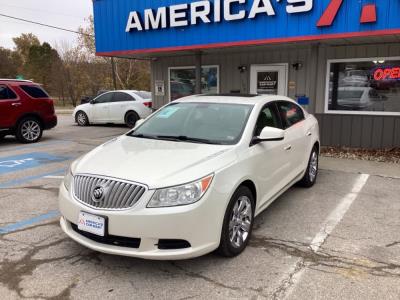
91,185,106,203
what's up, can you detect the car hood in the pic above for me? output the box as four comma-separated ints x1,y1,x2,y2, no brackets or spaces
73,135,237,189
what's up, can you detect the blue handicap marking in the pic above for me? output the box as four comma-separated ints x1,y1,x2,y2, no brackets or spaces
0,152,69,175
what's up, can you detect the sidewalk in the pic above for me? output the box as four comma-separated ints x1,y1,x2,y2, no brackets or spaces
320,156,400,179
55,109,73,115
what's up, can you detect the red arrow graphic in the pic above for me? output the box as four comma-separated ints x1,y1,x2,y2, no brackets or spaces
317,0,344,27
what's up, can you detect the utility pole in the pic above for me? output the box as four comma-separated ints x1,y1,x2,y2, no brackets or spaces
111,57,117,90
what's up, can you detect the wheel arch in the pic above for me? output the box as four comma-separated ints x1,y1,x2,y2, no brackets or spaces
15,113,43,129
313,140,320,154
238,179,257,207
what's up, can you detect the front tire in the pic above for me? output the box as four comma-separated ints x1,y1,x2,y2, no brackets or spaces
298,146,319,188
16,117,43,143
217,186,255,257
76,111,89,126
125,111,139,128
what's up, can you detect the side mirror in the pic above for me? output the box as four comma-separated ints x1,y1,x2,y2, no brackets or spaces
252,127,284,145
90,99,96,104
134,119,145,128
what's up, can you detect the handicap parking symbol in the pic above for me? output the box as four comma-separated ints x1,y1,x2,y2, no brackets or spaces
0,152,68,175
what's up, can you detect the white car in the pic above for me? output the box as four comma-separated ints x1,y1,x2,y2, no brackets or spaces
73,90,152,127
60,94,320,260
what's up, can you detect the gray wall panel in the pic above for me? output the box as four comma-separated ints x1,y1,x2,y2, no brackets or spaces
371,118,384,149
350,117,362,148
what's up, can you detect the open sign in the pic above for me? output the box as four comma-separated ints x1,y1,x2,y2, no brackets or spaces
373,67,400,81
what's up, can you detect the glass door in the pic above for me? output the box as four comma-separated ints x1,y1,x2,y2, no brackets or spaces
250,64,288,96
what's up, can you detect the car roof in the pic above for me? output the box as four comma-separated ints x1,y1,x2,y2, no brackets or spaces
175,94,297,105
0,79,34,84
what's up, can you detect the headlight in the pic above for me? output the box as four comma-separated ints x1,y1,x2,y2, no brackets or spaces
63,167,74,191
147,174,214,208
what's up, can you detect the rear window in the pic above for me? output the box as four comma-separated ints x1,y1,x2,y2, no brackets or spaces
134,91,151,99
20,85,49,98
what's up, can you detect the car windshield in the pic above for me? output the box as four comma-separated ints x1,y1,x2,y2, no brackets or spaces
128,102,253,145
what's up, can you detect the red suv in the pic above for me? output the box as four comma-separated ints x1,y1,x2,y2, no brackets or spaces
0,79,57,143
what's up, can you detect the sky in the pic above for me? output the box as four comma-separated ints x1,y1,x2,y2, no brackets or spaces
0,0,92,49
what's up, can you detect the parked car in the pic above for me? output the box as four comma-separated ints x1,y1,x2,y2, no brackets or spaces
59,94,320,260
332,87,386,110
0,79,57,143
341,70,369,87
73,90,152,128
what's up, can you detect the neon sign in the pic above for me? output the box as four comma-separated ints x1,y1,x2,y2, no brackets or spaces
373,67,400,81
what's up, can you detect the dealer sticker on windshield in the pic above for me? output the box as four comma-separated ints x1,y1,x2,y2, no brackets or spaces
78,212,105,236
157,106,180,118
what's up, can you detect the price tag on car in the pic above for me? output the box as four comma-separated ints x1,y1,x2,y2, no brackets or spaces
78,212,105,236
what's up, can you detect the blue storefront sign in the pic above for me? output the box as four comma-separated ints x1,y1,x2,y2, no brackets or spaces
93,0,400,55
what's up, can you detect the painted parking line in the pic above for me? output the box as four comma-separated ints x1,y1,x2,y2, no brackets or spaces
43,175,65,179
0,210,60,234
0,152,69,175
0,168,66,188
279,173,370,299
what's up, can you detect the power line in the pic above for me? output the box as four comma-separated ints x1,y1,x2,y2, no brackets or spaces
0,13,93,37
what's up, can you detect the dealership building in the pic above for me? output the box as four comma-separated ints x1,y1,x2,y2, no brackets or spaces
93,0,400,148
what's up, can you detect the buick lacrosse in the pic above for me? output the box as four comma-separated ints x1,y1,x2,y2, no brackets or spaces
59,94,319,260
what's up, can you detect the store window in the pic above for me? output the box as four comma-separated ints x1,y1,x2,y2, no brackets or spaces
326,58,400,114
169,66,219,101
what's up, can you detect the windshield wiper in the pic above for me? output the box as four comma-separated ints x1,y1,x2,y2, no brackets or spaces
129,133,158,140
156,135,218,144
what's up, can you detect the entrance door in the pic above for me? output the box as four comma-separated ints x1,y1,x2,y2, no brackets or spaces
250,64,288,96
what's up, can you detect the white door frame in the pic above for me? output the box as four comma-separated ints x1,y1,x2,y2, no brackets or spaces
250,64,289,96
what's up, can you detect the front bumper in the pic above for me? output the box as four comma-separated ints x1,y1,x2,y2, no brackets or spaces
58,182,226,260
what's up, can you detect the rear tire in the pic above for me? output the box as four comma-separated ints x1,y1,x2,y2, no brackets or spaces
76,111,89,126
217,186,255,257
125,111,139,128
298,146,319,188
16,117,43,143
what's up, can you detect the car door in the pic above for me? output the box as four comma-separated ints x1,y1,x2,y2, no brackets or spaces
0,85,22,129
91,92,113,123
276,101,308,180
108,92,135,123
247,103,291,210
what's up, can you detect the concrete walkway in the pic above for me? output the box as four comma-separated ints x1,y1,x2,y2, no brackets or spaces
320,156,400,179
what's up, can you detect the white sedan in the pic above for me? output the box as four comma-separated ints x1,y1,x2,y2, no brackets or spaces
73,90,153,127
60,94,320,260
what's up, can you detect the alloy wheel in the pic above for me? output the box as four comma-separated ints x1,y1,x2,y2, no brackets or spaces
229,196,252,248
21,120,41,142
77,113,87,125
309,151,318,182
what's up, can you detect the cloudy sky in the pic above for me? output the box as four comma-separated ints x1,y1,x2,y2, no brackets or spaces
0,0,92,49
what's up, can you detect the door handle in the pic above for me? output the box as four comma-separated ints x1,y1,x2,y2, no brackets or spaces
284,145,292,151
12,103,21,106
306,131,312,137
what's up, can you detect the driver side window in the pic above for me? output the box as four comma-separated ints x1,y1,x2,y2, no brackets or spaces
254,104,282,136
95,92,113,104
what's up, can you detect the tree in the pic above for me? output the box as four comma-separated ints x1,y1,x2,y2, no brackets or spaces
13,33,40,64
77,16,151,91
25,42,62,91
0,47,21,78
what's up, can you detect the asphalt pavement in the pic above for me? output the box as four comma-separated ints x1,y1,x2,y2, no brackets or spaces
0,115,399,299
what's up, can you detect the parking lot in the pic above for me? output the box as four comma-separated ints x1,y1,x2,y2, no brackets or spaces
0,115,399,299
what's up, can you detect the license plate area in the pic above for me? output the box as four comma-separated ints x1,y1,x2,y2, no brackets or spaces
78,211,107,237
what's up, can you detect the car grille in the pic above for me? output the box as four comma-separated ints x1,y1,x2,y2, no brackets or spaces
73,174,146,210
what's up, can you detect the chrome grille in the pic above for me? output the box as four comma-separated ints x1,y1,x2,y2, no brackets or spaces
73,175,146,210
